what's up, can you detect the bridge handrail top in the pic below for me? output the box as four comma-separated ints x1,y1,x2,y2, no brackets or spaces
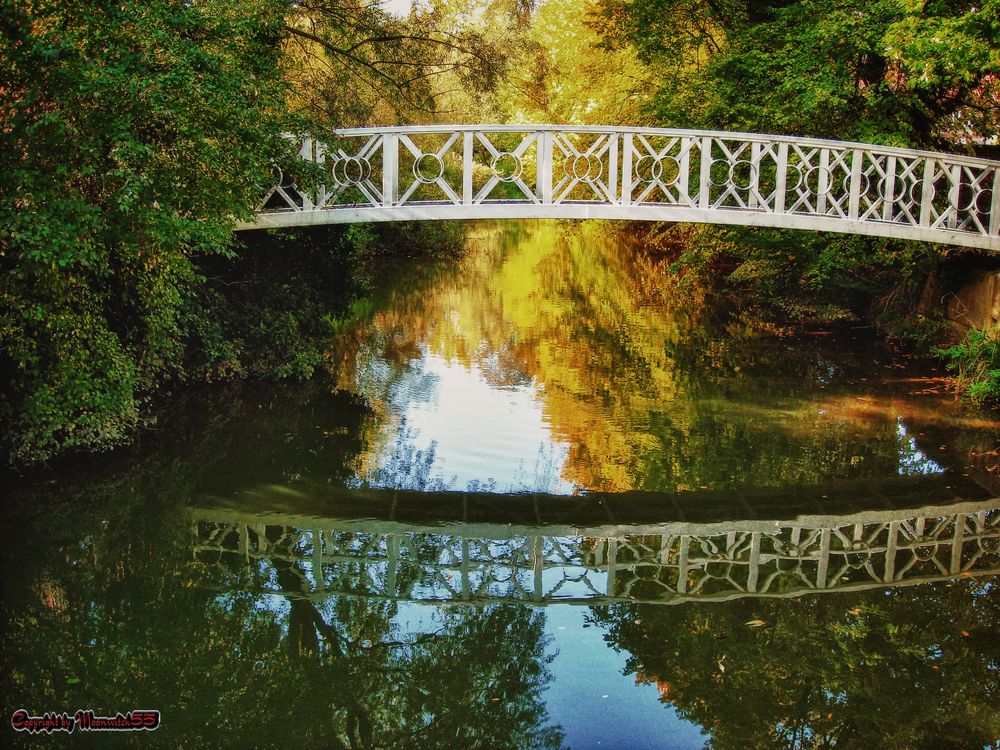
317,124,999,168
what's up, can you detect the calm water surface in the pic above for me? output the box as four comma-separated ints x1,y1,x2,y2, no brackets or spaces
3,222,999,748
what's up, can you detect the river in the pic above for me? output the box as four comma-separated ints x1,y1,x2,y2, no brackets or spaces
3,221,998,748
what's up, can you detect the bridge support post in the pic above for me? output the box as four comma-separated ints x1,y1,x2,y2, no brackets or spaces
533,535,543,603
538,131,553,205
884,521,899,583
749,141,762,210
620,133,633,205
300,137,314,210
848,148,863,221
817,148,831,215
699,137,712,209
382,132,398,207
677,535,690,594
463,131,473,205
950,514,966,574
775,142,789,214
919,157,935,227
882,155,897,221
747,532,761,593
386,534,399,597
948,164,962,230
992,167,1000,236
605,538,618,597
312,528,324,592
816,527,831,588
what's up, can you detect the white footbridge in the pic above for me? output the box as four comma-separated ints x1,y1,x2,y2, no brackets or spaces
242,125,1000,249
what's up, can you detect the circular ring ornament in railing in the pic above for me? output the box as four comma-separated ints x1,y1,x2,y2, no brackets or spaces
804,165,834,195
660,156,681,186
728,159,758,191
878,174,901,202
491,151,523,183
566,153,602,181
268,164,297,190
976,533,999,553
963,186,992,214
908,179,924,207
775,544,806,573
842,172,871,197
332,156,372,187
912,538,938,561
256,164,285,192
331,158,347,186
703,558,734,580
413,152,445,184
786,164,805,193
845,540,871,569
708,159,732,187
634,154,662,184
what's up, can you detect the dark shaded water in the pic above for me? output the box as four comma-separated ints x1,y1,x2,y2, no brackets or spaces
3,222,999,748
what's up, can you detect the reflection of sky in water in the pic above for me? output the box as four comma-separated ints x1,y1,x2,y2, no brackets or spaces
367,348,575,493
393,602,704,749
547,607,705,750
896,418,945,475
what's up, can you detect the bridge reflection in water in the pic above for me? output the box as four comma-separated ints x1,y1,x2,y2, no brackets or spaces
191,475,999,606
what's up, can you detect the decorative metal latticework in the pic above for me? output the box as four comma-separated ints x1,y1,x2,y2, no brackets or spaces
246,126,1000,249
191,499,1000,606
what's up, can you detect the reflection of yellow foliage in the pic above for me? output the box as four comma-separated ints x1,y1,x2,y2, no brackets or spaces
330,221,989,493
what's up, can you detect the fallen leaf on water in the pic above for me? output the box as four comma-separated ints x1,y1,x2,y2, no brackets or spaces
745,619,766,628
848,608,861,616
961,630,970,637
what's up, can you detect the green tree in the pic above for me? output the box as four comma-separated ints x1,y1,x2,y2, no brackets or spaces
282,0,531,126
0,0,298,463
593,0,999,147
589,0,999,340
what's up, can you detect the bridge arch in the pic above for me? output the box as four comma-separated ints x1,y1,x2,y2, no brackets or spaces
242,125,1000,250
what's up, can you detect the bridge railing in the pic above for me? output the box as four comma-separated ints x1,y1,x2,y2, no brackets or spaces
248,125,1000,249
190,499,1000,605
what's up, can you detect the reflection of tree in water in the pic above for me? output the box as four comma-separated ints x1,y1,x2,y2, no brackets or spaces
3,425,564,748
351,419,567,493
590,579,1000,749
328,221,989,495
7,530,564,747
269,551,564,749
355,422,457,492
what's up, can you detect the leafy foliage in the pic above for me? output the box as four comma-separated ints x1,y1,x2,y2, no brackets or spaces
936,325,1000,407
593,0,999,147
0,0,298,463
588,0,999,327
282,0,531,126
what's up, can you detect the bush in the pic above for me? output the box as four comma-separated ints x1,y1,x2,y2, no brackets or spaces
935,326,1000,409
